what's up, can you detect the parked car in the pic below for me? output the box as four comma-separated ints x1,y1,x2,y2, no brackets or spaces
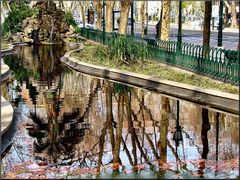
75,20,94,29
127,18,135,25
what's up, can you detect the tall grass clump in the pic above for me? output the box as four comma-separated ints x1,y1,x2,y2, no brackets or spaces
107,35,150,65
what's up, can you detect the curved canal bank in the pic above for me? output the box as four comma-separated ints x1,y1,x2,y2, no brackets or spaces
60,45,239,115
1,45,15,135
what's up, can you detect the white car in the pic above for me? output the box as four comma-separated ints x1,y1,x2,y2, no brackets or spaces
75,20,94,29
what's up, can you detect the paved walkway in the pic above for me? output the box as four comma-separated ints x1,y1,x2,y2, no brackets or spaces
146,21,239,33
1,54,14,134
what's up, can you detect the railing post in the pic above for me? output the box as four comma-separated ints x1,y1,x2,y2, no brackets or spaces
177,0,182,52
217,0,223,47
102,0,106,44
80,26,237,85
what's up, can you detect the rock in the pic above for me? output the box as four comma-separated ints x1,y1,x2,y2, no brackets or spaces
65,30,74,37
62,38,69,44
33,24,39,30
12,36,21,42
23,27,33,35
22,18,29,28
17,1,72,44
22,37,34,43
69,25,75,32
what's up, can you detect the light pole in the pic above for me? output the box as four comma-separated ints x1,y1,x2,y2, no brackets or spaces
216,112,219,161
131,2,134,36
177,0,182,51
144,1,148,36
217,0,223,47
173,100,183,147
102,0,106,44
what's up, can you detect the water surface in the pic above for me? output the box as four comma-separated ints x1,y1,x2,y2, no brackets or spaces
1,45,239,179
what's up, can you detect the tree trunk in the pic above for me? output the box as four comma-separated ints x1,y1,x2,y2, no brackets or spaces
231,1,238,28
105,82,115,150
58,0,64,10
94,1,102,30
159,96,170,162
119,0,131,35
140,1,145,38
203,1,212,47
201,108,211,159
106,1,115,32
137,2,141,22
3,1,11,11
160,0,171,41
223,5,228,27
126,93,137,165
79,2,86,27
113,94,124,163
157,5,163,39
97,123,107,172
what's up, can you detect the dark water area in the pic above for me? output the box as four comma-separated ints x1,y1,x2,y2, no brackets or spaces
1,45,239,179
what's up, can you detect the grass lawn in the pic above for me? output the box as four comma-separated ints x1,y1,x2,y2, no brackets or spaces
71,43,239,95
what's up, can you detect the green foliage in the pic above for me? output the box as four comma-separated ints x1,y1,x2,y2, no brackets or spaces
72,45,239,94
93,45,109,60
3,55,39,83
63,11,76,26
113,83,132,95
63,10,80,33
107,35,150,65
2,2,39,36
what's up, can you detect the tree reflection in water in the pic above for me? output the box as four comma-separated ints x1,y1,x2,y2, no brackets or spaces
3,45,239,178
9,74,240,177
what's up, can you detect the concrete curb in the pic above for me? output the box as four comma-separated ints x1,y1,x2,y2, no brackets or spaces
1,44,15,135
0,44,14,57
61,45,239,115
1,96,14,135
1,59,11,82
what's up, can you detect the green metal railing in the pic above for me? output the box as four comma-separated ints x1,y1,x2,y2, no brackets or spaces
80,28,239,85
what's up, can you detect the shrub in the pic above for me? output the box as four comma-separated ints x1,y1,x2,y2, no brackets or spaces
113,82,132,95
2,2,39,36
107,35,150,65
63,11,77,26
63,11,80,33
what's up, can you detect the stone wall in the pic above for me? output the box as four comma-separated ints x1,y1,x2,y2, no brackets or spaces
11,1,77,44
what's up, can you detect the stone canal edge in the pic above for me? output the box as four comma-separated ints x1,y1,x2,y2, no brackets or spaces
60,44,239,115
1,45,15,135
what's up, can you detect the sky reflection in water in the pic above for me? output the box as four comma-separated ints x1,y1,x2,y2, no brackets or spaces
2,45,239,179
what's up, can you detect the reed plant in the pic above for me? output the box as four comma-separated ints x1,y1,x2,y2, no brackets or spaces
107,35,150,65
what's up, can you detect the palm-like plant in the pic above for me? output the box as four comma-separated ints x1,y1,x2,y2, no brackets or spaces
108,35,150,65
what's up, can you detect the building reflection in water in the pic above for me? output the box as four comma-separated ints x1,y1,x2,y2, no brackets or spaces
3,45,239,175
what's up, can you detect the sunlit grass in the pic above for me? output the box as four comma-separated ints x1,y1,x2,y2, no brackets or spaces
1,43,11,50
71,44,239,94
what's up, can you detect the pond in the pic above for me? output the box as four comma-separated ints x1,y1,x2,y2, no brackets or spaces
1,45,239,179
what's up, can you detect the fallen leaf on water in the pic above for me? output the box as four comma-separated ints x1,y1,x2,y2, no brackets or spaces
16,172,32,179
172,173,182,179
112,163,120,170
14,168,27,174
26,163,40,170
74,168,89,175
37,175,47,179
37,162,48,166
30,174,48,179
135,164,145,171
3,172,16,179
123,170,133,174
